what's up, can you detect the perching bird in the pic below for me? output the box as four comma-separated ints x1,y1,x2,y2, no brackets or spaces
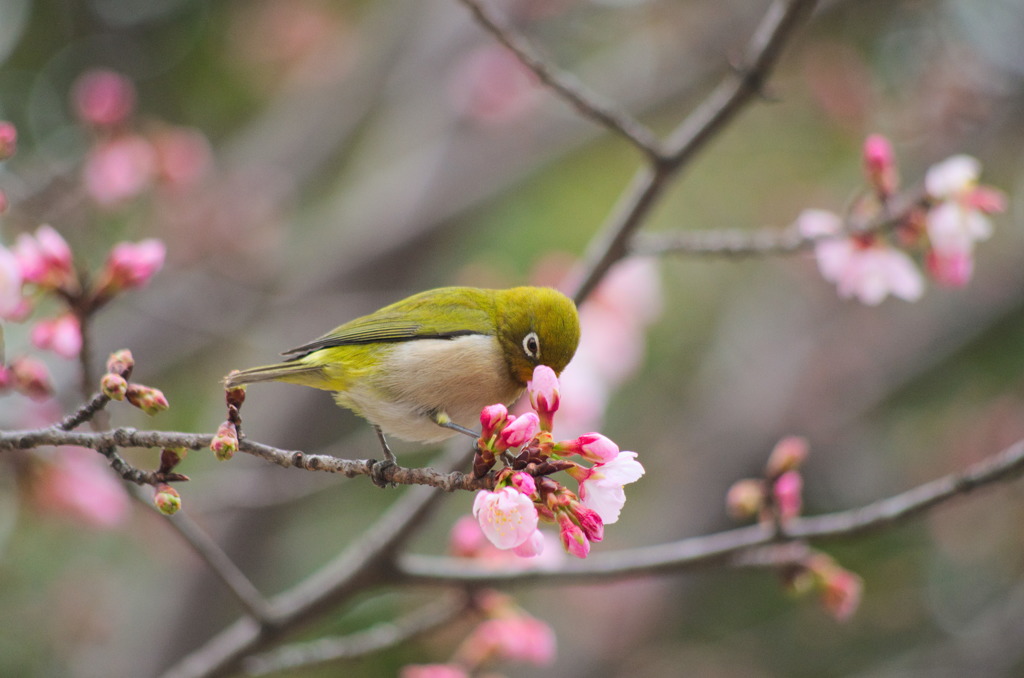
225,286,580,458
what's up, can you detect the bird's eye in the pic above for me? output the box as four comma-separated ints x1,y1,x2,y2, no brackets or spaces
522,331,540,360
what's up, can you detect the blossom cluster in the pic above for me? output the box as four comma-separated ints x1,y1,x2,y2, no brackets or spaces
726,436,862,621
469,365,644,559
798,134,1005,305
401,592,555,678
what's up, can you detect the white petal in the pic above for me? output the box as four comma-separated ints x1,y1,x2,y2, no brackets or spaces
925,155,980,199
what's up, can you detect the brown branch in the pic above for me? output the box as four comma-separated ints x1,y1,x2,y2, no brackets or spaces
456,0,662,159
0,426,496,490
242,594,469,676
394,436,1024,586
571,0,819,304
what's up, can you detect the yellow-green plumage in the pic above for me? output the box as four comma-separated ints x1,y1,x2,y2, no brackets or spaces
225,286,580,443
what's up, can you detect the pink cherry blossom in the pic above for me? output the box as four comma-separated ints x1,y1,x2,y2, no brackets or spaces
577,451,645,524
83,135,157,205
573,505,604,542
923,155,1004,263
13,224,75,290
0,245,24,320
819,567,863,622
400,664,469,678
765,435,809,477
574,432,620,464
469,614,557,666
511,528,545,558
798,209,923,305
32,447,131,528
448,45,540,125
926,248,973,287
72,69,136,128
472,487,539,550
31,314,83,359
97,238,166,295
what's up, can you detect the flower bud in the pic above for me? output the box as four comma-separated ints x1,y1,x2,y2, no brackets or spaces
105,349,134,377
557,514,590,559
479,403,508,439
72,69,136,128
210,421,238,461
510,471,536,497
100,373,128,400
498,412,540,450
863,134,897,196
31,314,82,359
528,365,560,430
9,356,53,400
153,483,181,515
726,478,765,520
765,435,809,478
567,432,619,464
125,383,169,415
574,505,604,542
95,239,166,297
225,383,246,410
773,470,803,523
0,121,16,160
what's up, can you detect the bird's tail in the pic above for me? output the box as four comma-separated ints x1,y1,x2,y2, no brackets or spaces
223,361,327,389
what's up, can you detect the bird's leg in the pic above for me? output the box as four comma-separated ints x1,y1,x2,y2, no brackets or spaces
432,412,479,439
371,425,397,488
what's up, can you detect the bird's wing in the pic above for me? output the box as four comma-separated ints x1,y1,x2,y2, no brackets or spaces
282,290,494,358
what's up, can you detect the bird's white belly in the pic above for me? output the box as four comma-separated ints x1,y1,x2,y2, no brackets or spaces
337,334,524,443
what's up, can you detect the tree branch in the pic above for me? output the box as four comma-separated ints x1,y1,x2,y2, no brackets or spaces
242,594,469,676
571,0,819,304
394,436,1024,586
456,0,662,159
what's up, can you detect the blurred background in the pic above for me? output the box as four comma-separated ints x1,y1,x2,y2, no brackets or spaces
1,0,1024,676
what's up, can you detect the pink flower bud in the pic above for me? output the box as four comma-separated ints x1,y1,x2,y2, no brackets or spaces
479,403,508,439
9,356,53,400
812,561,863,622
726,478,765,520
14,225,75,291
105,349,135,377
773,470,803,523
210,421,239,461
83,135,157,205
125,383,169,415
765,435,809,477
510,471,536,497
499,412,540,449
557,514,590,558
72,69,136,128
528,364,560,430
96,239,166,295
100,373,128,400
967,186,1007,214
0,121,16,160
31,314,82,359
575,432,620,463
153,483,181,515
863,134,897,196
0,245,24,321
574,505,604,542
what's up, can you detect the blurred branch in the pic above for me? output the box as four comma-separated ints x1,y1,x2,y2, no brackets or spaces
242,593,470,676
160,444,472,678
631,186,928,257
395,435,1024,585
456,0,662,159
571,0,818,304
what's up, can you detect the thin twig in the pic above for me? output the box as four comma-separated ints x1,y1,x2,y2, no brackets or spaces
571,0,819,304
456,0,663,159
394,436,1024,586
0,426,495,490
242,594,469,676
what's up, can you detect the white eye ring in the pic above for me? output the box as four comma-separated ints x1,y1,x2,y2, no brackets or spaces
522,331,540,359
